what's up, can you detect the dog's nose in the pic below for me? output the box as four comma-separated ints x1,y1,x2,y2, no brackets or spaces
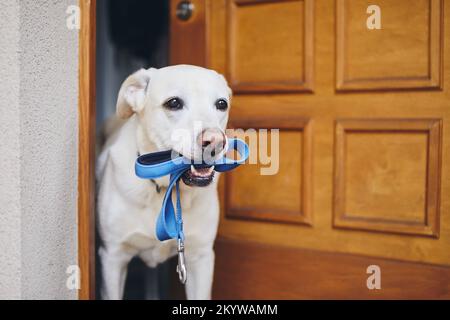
197,128,226,156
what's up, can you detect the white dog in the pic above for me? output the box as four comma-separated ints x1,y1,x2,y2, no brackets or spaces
96,65,231,300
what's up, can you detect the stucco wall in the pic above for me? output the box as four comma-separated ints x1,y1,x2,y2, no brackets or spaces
0,0,22,300
0,0,79,299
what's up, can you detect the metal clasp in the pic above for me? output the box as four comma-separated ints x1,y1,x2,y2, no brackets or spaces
176,239,187,284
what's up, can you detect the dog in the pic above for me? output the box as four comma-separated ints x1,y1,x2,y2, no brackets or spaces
96,65,231,300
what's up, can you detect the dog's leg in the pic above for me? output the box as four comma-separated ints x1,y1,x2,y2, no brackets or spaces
99,245,133,300
185,248,215,300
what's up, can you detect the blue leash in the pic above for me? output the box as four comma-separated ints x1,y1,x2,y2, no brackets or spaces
135,138,249,283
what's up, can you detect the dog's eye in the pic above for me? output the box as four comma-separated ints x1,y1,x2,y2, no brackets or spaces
163,97,184,111
215,99,228,111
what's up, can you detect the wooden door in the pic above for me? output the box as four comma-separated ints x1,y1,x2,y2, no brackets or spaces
170,0,450,299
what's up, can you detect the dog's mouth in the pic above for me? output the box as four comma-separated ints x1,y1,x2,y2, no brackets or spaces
181,165,215,187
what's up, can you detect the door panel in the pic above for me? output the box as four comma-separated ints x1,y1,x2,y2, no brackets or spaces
226,118,313,225
334,119,442,237
336,0,443,90
170,0,450,298
227,0,314,92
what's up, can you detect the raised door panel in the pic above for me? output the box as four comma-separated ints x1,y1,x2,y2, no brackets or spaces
226,118,313,225
227,0,314,92
334,119,442,237
336,0,443,91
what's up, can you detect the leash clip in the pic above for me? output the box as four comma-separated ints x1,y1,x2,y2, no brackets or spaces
176,239,187,284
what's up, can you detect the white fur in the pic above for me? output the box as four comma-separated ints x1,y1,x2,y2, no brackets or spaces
96,65,231,300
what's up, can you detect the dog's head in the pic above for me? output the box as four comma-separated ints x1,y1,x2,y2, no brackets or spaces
116,65,232,187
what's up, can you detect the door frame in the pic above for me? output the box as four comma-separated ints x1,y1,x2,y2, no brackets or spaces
78,0,96,300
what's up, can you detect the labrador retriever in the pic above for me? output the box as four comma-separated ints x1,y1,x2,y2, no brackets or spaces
96,65,231,300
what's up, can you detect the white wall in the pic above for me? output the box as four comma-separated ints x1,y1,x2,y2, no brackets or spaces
0,0,78,299
0,0,22,300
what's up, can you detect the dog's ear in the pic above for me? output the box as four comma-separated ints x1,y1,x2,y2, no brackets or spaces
116,68,155,119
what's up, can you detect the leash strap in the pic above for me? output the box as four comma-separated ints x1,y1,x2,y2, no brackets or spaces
135,138,249,283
